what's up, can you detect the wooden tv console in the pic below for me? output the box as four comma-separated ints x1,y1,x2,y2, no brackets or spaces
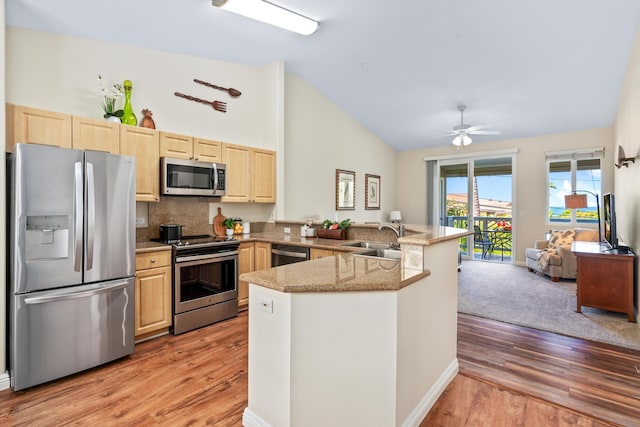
572,241,636,322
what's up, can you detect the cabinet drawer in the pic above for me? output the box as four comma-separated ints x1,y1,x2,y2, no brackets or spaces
136,250,171,270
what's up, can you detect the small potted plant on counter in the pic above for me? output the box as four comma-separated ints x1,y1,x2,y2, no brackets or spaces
317,218,351,240
222,218,235,237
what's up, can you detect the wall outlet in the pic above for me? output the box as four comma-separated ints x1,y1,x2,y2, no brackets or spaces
284,227,291,234
135,217,147,227
258,297,274,313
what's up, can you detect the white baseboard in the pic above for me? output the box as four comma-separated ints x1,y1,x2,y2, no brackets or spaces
0,371,11,391
242,359,458,427
401,358,459,427
242,407,271,427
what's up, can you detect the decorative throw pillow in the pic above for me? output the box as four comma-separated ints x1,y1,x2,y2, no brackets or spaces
548,229,576,249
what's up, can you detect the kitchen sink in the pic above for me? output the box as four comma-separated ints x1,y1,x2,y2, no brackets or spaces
355,248,402,260
342,241,397,249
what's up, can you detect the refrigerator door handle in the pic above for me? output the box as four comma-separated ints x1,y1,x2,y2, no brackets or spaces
212,162,218,194
73,162,83,272
23,280,130,305
86,162,95,270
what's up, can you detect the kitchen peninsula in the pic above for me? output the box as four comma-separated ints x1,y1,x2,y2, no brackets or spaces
241,226,471,427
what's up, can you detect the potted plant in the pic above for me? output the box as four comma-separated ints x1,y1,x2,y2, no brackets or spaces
97,75,123,122
222,218,235,237
317,218,351,240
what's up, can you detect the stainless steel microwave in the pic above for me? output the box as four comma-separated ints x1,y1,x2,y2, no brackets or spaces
161,157,226,197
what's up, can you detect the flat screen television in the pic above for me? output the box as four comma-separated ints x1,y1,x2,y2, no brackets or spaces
603,193,618,249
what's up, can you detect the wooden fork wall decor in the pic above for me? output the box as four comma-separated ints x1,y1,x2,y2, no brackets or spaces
174,92,227,113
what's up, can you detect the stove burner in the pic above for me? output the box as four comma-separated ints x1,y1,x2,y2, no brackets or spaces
152,234,238,248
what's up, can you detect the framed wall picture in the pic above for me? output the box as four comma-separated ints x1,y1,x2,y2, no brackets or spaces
336,169,355,210
365,174,380,210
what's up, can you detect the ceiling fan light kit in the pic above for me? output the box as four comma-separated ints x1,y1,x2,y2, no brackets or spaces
452,134,472,147
211,0,319,36
448,104,501,147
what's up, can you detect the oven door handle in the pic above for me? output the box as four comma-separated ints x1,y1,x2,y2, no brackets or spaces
175,251,238,263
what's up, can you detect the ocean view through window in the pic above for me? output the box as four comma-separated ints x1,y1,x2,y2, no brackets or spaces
548,157,601,224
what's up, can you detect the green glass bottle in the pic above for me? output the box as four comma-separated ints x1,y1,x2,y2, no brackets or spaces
120,79,137,126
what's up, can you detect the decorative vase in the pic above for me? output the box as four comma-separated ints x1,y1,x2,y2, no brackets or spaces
105,116,121,123
140,109,156,129
120,80,137,126
226,228,234,237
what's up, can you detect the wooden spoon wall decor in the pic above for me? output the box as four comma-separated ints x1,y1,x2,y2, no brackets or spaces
194,78,242,98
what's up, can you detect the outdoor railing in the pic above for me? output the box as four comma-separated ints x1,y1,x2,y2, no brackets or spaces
445,216,513,261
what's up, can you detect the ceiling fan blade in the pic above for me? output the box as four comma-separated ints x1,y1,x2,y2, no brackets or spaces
470,130,501,135
466,124,491,132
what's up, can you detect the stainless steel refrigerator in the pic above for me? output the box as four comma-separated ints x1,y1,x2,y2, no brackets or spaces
8,143,136,391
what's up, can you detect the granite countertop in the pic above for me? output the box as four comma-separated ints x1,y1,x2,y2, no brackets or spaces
135,241,171,253
397,225,473,246
240,252,429,293
235,232,371,252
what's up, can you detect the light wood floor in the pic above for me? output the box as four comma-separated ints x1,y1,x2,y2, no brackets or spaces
1,311,638,426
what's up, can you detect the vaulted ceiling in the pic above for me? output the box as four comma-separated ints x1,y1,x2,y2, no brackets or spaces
6,0,640,151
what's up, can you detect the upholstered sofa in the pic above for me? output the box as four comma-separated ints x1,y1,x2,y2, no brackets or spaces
525,228,599,281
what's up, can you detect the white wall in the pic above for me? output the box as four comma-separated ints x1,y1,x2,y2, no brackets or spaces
614,24,640,310
284,74,398,224
6,27,274,150
397,128,615,264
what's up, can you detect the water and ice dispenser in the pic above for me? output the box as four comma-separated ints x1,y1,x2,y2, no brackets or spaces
25,215,70,260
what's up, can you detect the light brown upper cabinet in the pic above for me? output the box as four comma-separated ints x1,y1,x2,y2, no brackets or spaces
252,148,276,203
159,131,223,163
193,138,223,162
6,104,72,152
121,126,160,202
72,116,120,154
159,131,192,159
222,143,276,203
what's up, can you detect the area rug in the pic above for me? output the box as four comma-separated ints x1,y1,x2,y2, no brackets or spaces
457,260,640,351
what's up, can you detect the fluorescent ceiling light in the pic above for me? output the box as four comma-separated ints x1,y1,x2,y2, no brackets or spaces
452,134,472,147
212,0,319,36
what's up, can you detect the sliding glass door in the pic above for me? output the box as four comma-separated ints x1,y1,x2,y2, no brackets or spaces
440,163,470,256
439,156,513,262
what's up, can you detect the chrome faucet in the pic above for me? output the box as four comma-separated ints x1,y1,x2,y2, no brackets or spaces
379,223,405,238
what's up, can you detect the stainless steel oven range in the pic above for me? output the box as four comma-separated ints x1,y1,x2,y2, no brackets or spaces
159,235,240,335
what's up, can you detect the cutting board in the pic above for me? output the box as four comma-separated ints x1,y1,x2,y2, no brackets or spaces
213,207,226,236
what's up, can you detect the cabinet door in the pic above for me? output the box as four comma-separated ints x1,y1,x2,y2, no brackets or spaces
194,138,223,162
135,265,172,337
237,242,255,309
252,149,276,203
121,126,160,202
255,242,272,270
159,131,193,159
72,116,120,153
310,248,335,259
222,143,251,202
7,104,72,152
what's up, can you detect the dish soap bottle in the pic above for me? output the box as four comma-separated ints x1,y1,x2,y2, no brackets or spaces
120,79,137,126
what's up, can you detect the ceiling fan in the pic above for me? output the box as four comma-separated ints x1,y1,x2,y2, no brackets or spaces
447,104,501,147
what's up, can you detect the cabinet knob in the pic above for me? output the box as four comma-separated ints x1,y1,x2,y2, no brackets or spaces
150,258,156,263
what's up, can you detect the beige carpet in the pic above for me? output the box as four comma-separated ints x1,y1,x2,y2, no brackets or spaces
458,260,640,351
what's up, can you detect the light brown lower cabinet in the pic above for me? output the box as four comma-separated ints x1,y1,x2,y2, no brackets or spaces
237,242,255,309
135,250,172,340
310,248,335,259
238,241,272,310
